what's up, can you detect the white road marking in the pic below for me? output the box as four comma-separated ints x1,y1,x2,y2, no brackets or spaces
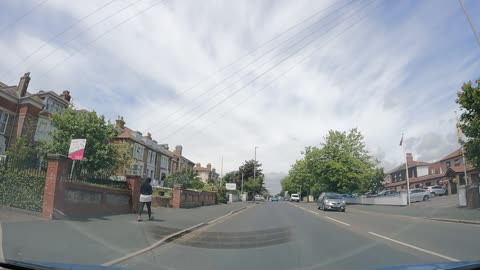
324,216,351,226
0,223,4,262
368,232,460,262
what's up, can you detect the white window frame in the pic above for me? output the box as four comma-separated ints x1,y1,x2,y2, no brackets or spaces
0,111,9,134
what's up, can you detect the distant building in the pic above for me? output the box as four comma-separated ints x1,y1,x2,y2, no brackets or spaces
440,147,479,195
33,90,71,142
193,162,220,183
384,153,432,191
166,145,195,173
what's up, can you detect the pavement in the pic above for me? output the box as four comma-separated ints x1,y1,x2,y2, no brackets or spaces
113,201,480,270
0,202,250,265
348,195,480,224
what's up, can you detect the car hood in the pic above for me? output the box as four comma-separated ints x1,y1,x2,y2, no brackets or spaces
373,260,480,270
2,260,129,270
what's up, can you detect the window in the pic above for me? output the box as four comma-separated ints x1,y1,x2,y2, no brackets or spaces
446,161,451,168
0,111,9,134
431,168,435,174
454,159,460,166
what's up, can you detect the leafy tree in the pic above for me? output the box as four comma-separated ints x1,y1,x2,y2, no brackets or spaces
164,169,202,189
5,137,44,169
283,129,383,196
44,106,122,174
456,79,480,170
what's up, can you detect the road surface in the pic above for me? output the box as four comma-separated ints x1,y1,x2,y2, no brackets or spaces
115,202,480,270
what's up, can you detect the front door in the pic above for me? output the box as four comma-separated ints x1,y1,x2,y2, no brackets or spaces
450,179,457,194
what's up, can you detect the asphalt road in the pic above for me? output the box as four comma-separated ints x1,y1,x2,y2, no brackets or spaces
114,202,480,270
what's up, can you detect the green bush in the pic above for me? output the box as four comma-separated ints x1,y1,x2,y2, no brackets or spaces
0,171,45,212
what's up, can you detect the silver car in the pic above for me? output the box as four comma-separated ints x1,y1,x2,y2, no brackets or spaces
317,192,346,212
426,185,446,196
409,188,431,202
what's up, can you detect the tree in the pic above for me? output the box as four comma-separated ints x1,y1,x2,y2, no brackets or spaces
456,79,480,170
44,106,123,174
164,169,202,189
283,129,383,196
5,137,44,169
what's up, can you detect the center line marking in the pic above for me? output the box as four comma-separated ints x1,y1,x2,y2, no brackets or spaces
324,216,351,226
368,232,459,262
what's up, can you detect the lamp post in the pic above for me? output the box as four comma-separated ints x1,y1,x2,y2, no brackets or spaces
254,146,259,182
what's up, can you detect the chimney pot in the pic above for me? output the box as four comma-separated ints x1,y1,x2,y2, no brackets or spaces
115,116,125,129
207,163,212,171
17,72,31,97
60,90,71,102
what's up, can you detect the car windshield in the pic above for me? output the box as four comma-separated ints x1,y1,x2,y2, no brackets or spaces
1,1,480,270
325,194,343,199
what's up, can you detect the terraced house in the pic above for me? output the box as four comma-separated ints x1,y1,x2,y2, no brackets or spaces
0,72,70,156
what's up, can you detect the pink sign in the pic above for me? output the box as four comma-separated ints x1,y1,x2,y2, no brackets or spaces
68,139,86,160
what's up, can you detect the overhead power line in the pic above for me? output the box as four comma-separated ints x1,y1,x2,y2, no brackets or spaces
0,0,121,80
31,0,166,83
6,0,151,84
148,0,367,134
158,0,378,142
458,0,480,49
125,0,356,125
0,0,49,36
178,0,381,145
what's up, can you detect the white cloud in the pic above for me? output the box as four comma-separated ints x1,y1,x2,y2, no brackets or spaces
1,0,479,192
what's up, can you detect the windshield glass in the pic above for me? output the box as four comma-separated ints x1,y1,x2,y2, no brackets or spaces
325,194,343,199
1,1,480,270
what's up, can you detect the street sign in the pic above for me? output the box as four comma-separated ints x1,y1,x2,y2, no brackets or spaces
226,183,237,190
68,139,86,160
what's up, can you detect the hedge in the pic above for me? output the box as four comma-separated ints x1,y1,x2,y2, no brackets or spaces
0,171,45,212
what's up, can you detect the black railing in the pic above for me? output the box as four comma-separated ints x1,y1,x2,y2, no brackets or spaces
0,157,46,177
67,168,129,190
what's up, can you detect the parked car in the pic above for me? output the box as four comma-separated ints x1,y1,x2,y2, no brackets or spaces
254,195,265,202
426,185,446,196
317,192,346,212
409,188,431,202
376,190,400,197
271,196,279,202
290,194,300,202
364,192,376,198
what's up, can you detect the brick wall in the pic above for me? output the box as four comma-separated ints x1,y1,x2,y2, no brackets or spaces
171,184,217,208
152,196,171,208
42,154,140,219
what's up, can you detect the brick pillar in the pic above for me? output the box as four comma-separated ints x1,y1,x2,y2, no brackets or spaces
127,175,142,213
42,154,70,219
172,184,183,208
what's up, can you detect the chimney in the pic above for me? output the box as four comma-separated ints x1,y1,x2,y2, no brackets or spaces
175,145,182,156
17,72,31,97
146,132,152,140
115,116,125,129
406,153,413,165
162,144,169,150
60,90,71,102
207,163,212,171
196,163,201,167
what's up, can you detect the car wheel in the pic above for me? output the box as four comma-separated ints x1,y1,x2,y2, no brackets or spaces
431,192,436,197
423,195,429,201
317,205,321,210
341,208,346,212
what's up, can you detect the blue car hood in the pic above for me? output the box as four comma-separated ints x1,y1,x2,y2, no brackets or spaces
374,260,480,270
6,260,130,270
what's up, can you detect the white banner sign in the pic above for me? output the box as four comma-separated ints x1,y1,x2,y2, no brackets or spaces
68,139,87,160
226,183,237,190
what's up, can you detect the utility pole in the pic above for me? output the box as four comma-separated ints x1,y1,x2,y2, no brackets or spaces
455,111,469,186
254,146,258,182
241,172,244,194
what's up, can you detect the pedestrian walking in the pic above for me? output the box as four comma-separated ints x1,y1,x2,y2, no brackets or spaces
137,177,153,222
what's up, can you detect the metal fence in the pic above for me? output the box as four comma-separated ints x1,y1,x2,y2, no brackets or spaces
67,165,129,190
0,157,46,177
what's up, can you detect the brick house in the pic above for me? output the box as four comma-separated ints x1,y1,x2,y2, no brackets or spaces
385,153,432,191
193,162,220,184
0,72,70,155
440,147,479,195
165,145,195,173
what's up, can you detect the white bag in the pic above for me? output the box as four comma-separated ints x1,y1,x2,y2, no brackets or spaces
139,194,152,202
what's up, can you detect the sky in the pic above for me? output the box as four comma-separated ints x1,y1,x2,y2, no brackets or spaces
1,0,479,194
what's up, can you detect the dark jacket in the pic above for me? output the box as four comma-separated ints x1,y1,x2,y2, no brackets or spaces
140,182,153,195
